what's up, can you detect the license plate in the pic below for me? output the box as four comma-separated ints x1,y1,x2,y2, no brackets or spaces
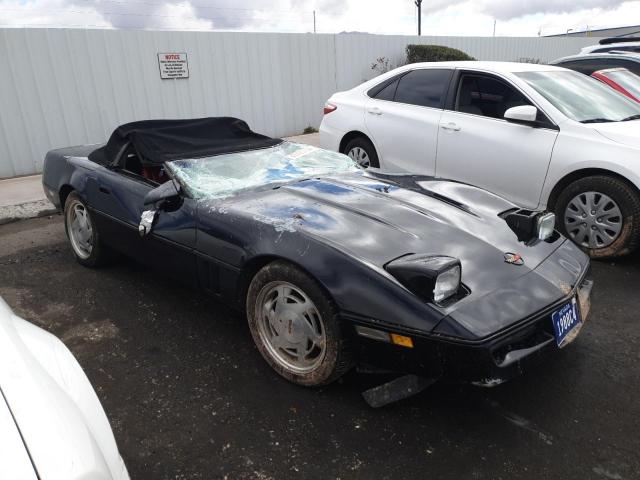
551,297,582,347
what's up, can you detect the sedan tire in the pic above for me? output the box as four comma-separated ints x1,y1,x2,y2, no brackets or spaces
246,260,353,386
344,137,380,168
64,192,116,267
555,175,640,258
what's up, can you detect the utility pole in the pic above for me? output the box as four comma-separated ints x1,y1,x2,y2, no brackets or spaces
493,19,496,36
313,10,316,33
415,0,422,36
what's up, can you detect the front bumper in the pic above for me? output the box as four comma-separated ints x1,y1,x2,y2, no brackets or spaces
347,276,593,386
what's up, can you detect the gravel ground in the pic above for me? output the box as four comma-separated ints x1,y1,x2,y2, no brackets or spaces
1,215,639,480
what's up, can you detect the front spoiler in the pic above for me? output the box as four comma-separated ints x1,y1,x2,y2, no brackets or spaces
346,276,593,386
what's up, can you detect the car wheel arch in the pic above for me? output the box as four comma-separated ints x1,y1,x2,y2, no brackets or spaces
59,184,75,208
339,131,375,154
547,168,640,210
237,255,339,313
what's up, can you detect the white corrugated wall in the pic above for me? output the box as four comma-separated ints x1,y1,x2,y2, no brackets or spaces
0,29,594,178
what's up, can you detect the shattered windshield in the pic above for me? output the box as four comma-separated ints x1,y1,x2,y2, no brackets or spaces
166,142,359,199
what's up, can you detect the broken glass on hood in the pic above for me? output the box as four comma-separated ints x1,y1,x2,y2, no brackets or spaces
165,142,359,200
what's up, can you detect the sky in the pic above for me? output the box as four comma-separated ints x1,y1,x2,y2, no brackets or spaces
0,0,639,36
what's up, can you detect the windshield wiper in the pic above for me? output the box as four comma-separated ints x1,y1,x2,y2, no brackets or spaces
580,118,616,124
621,114,640,121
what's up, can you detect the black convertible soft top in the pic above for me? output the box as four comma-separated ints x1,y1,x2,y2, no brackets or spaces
88,117,282,166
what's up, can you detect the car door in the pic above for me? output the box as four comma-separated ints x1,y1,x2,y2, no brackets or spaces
435,71,559,209
364,68,453,175
88,147,198,283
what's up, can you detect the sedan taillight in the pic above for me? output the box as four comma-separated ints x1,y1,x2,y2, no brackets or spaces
323,103,337,115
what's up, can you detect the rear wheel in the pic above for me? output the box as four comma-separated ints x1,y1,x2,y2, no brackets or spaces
246,261,352,386
554,175,640,258
64,192,116,267
344,137,380,168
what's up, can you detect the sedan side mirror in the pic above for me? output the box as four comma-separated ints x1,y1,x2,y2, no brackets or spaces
143,179,180,207
504,105,538,124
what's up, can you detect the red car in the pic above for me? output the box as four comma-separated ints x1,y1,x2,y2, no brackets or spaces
591,68,640,102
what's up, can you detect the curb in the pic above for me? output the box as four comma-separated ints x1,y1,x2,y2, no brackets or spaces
0,200,59,226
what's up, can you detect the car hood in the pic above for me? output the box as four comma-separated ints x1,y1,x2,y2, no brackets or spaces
593,120,640,148
0,298,128,480
224,172,565,300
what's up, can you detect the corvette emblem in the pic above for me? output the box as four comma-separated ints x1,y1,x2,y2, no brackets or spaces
504,252,524,265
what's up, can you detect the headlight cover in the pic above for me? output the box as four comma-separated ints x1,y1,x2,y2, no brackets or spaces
385,254,462,305
433,265,461,303
536,212,556,240
503,208,556,242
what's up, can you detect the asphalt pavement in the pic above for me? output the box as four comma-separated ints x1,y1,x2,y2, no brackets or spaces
1,215,639,480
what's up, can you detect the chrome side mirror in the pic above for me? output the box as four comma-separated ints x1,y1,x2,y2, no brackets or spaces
139,209,158,236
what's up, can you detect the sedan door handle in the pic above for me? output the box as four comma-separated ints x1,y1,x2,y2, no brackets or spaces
440,122,461,132
99,186,111,194
367,107,383,116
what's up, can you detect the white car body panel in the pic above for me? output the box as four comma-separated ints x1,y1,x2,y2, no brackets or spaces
435,109,558,208
539,121,640,209
580,42,640,54
365,96,442,174
593,120,640,148
0,297,129,480
0,393,37,480
320,61,640,211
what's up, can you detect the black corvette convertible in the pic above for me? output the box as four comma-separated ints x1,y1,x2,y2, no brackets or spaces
43,117,592,390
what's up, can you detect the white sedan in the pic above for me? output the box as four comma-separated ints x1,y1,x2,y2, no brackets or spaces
0,297,129,480
320,61,640,258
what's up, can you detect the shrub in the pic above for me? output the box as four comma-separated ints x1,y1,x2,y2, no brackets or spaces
406,44,475,64
303,126,318,134
371,56,395,75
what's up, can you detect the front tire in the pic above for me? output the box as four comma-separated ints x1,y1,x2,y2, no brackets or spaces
64,192,115,267
554,175,640,258
344,137,380,168
246,261,352,386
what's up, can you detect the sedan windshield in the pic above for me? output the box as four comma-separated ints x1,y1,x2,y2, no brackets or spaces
166,142,358,199
600,69,640,101
517,70,640,123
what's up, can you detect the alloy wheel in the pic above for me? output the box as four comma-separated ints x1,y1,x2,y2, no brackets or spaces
255,281,326,374
66,200,94,259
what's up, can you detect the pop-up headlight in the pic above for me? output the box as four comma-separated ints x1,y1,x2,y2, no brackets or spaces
433,264,461,303
503,209,556,242
536,212,556,240
385,254,462,304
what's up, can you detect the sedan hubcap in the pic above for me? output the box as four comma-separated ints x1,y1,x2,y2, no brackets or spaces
256,281,326,374
564,191,622,249
348,147,370,168
67,201,94,259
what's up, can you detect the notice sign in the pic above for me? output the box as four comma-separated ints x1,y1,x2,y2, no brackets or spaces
158,53,189,79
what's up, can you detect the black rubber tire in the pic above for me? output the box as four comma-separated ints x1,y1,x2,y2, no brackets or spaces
343,136,380,168
554,175,640,258
63,192,117,267
246,260,353,386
